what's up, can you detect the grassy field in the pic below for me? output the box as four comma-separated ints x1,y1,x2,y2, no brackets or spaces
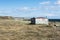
0,20,59,40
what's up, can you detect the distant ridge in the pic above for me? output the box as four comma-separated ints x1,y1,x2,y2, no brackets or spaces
49,19,60,22
0,16,14,19
0,16,60,22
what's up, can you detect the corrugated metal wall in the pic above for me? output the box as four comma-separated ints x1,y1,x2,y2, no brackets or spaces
31,17,48,25
35,19,48,25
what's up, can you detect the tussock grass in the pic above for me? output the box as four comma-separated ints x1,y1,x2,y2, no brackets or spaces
0,20,59,40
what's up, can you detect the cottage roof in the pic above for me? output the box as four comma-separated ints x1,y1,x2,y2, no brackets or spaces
36,17,47,19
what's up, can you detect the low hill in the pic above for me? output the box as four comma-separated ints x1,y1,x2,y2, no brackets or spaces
0,16,14,20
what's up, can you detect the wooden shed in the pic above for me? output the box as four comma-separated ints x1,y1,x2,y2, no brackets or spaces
31,17,48,25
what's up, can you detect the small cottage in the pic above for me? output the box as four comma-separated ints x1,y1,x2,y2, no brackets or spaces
31,17,48,25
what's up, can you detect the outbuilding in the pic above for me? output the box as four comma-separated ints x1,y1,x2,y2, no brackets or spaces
31,17,48,25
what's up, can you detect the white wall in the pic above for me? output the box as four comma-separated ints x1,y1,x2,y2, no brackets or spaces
35,18,48,25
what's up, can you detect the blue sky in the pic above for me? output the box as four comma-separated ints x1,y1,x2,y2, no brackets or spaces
0,0,60,19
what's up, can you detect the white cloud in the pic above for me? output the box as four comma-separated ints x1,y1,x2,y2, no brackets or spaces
55,0,60,5
39,1,50,5
31,8,38,10
0,9,15,14
45,13,57,17
16,7,38,12
47,14,54,16
19,7,29,11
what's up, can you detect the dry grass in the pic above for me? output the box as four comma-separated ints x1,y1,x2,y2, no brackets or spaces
0,20,59,40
